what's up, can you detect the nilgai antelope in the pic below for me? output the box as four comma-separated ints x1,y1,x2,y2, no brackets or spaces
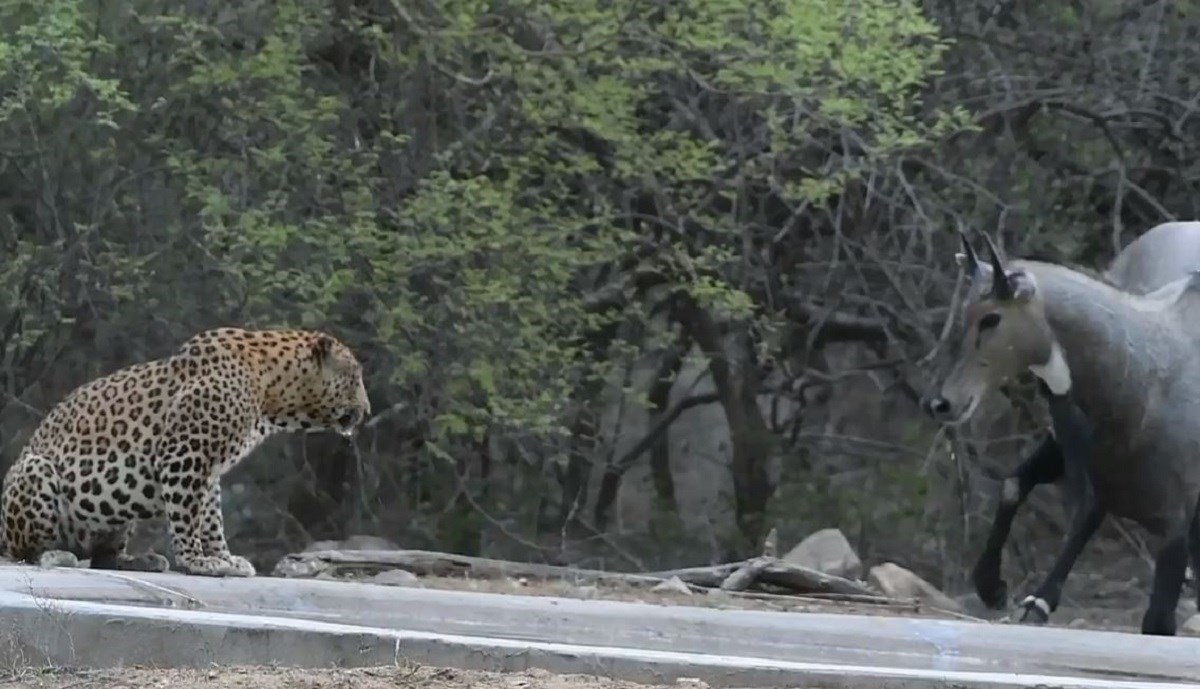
924,229,1200,636
959,221,1200,621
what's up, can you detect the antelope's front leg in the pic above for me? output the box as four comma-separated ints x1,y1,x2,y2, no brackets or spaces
1014,497,1104,623
1015,390,1101,623
973,433,1064,610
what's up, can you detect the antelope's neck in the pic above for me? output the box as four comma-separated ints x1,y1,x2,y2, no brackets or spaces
1024,261,1167,411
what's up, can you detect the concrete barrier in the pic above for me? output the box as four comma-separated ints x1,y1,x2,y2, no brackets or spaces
0,565,1197,689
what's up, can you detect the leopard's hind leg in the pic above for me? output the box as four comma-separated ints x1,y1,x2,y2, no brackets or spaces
0,453,81,569
89,524,170,572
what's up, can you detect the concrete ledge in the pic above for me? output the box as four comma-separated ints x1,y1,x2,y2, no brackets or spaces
8,565,1200,679
0,589,1196,689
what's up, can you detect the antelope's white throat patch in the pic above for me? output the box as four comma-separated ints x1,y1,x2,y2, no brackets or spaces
1029,341,1072,395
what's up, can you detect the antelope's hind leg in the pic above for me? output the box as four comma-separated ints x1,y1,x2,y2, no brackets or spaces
1187,492,1200,620
1142,517,1189,636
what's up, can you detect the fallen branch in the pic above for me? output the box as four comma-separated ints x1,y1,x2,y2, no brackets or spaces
272,549,665,586
273,549,878,599
648,557,877,597
717,587,913,608
720,556,774,591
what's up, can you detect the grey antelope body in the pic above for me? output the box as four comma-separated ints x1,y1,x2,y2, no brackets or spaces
1105,221,1200,295
965,221,1200,621
926,233,1200,636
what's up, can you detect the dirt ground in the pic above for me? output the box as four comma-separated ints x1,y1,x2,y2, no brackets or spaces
329,563,1184,634
423,574,1200,636
363,572,953,619
3,665,746,689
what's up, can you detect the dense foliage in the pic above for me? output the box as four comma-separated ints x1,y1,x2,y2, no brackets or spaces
1,0,1189,589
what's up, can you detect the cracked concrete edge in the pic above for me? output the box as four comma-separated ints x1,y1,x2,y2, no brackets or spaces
0,591,1190,689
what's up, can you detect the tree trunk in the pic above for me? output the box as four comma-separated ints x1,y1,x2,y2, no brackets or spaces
591,340,687,531
647,344,682,514
591,386,718,531
677,297,775,555
558,406,597,531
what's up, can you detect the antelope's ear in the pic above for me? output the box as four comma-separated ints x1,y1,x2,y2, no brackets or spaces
956,230,980,275
956,253,994,272
1009,270,1039,303
960,258,994,284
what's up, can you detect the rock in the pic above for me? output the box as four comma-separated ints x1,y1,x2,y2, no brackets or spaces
573,585,601,599
782,528,862,580
302,540,338,553
761,527,779,558
868,562,962,613
1181,613,1200,636
371,569,420,586
272,557,329,578
303,534,400,553
38,550,80,569
344,534,401,550
651,575,693,595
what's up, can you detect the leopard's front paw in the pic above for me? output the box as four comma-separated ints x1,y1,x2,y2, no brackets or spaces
177,554,255,577
225,554,255,577
91,550,171,573
38,550,81,569
117,552,172,573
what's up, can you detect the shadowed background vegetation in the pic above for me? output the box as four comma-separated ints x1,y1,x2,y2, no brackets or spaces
1,0,1196,606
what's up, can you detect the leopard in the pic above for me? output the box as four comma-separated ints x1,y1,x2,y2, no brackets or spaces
0,327,370,577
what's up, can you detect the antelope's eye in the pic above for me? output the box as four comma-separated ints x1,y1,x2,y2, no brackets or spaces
979,313,1001,330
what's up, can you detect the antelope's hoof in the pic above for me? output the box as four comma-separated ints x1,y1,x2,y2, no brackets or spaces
1141,610,1177,636
971,566,1008,610
975,578,1009,610
1016,595,1051,624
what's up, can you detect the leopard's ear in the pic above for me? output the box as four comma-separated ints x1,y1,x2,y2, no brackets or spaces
312,334,336,366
